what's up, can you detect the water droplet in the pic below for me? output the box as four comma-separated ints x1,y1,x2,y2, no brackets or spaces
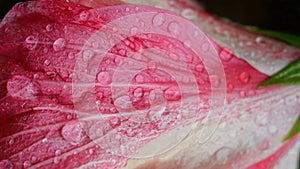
135,74,144,83
255,36,266,44
82,50,94,61
220,48,233,61
97,71,111,85
68,52,75,59
23,161,31,168
164,86,181,101
79,11,90,20
8,139,14,145
55,149,62,156
0,160,13,169
46,24,53,32
181,8,197,19
201,42,210,52
168,21,181,36
258,139,270,151
31,156,37,162
61,121,84,143
44,59,51,66
88,149,94,154
25,35,38,50
268,125,278,134
53,38,66,51
239,72,251,83
53,157,61,164
152,13,166,27
125,7,130,12
130,27,138,34
195,64,204,72
133,87,143,98
210,75,220,87
228,83,234,91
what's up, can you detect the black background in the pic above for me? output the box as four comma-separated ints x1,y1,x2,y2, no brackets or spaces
1,0,300,35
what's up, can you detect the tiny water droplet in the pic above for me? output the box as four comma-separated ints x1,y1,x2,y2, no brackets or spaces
114,96,132,110
239,72,251,83
82,50,94,61
255,36,266,44
68,52,75,59
258,140,270,151
0,160,13,169
8,139,14,145
152,13,166,27
164,86,181,101
23,161,31,168
133,87,143,98
255,113,269,126
220,48,233,61
53,157,61,164
46,24,53,32
125,7,130,12
110,117,121,127
201,42,210,52
61,121,84,143
53,38,66,51
228,83,234,91
88,149,94,154
55,149,62,156
97,71,111,85
130,27,138,34
148,61,157,69
181,8,196,19
195,64,204,72
31,156,37,162
168,21,181,36
79,11,90,20
44,59,51,66
135,74,144,83
25,35,38,50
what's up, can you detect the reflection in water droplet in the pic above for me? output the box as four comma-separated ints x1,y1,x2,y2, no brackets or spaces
53,38,66,52
152,13,166,27
0,160,13,169
168,21,181,36
61,121,84,143
97,71,111,85
239,72,251,83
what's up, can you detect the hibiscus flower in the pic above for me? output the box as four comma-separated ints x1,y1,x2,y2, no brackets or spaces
0,0,299,169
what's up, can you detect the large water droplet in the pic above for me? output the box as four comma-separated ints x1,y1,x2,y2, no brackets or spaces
53,38,66,51
97,71,111,85
61,121,84,143
0,160,13,169
239,72,251,83
220,48,233,61
164,86,181,101
7,75,40,100
25,35,38,50
46,24,53,32
152,13,166,27
168,21,181,36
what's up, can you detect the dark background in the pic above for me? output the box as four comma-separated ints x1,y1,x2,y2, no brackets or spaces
1,0,300,35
